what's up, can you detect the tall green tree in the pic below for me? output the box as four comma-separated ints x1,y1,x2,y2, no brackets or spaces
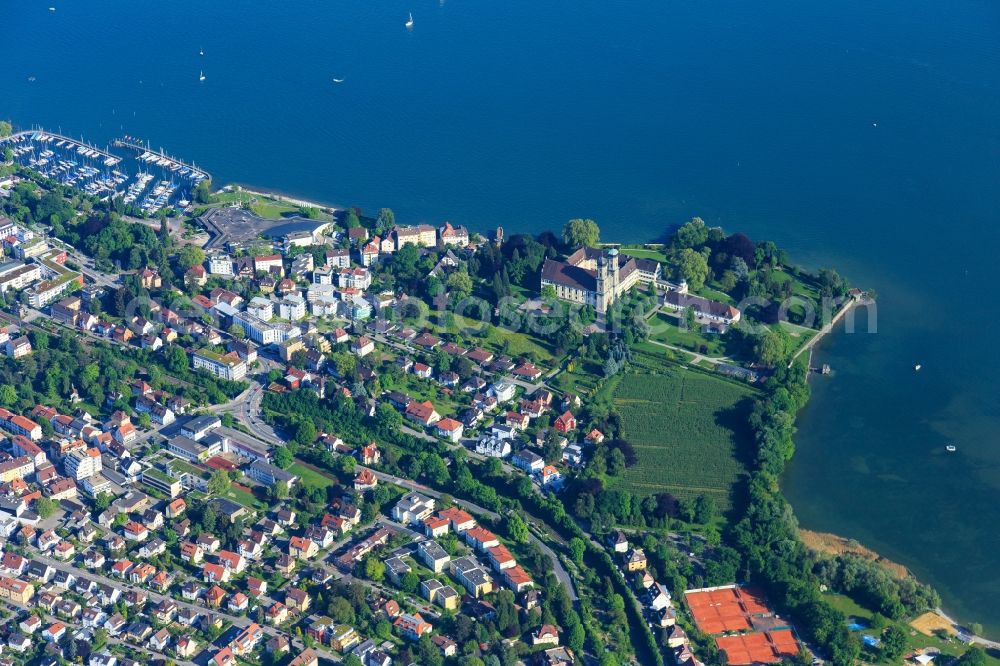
678,248,709,290
674,216,709,248
376,208,395,234
562,218,600,248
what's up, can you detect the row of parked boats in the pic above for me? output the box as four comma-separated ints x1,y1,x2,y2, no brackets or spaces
2,131,196,211
14,132,121,167
137,150,208,181
139,179,178,215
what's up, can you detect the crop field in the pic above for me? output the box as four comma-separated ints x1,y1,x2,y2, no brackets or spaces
611,366,757,511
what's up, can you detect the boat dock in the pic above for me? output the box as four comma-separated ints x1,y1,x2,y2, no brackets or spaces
790,293,871,369
1,129,122,167
112,136,210,182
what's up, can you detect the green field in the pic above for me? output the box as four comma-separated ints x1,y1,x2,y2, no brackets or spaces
611,366,756,511
425,319,557,365
618,247,669,263
779,321,819,357
289,462,336,490
647,311,728,357
210,191,331,221
392,374,465,418
223,485,267,511
550,358,603,396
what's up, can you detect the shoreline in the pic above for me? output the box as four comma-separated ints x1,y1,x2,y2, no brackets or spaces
224,183,345,214
801,528,1000,647
799,528,911,578
33,155,992,647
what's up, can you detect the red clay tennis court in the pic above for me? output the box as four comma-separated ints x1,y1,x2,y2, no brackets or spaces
767,629,799,655
684,587,756,634
716,630,798,665
737,587,771,616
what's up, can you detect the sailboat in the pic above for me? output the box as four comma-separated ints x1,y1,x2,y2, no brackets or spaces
199,70,206,82
405,12,414,29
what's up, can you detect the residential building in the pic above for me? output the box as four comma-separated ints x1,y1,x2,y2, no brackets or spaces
0,408,42,440
278,294,307,321
438,221,469,246
392,493,435,525
418,539,450,573
434,417,464,442
394,612,432,640
405,400,440,427
246,297,273,321
64,447,102,480
192,348,248,381
233,311,301,345
394,224,436,249
662,288,742,325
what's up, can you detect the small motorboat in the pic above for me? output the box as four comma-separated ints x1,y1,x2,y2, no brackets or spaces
945,445,957,453
914,364,922,371
405,12,414,29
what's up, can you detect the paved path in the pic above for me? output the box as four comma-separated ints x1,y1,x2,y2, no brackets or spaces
789,297,860,365
646,338,731,366
932,607,1000,650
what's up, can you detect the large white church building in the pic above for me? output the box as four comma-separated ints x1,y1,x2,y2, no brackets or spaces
540,247,660,314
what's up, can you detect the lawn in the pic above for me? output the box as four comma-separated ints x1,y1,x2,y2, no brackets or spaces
393,374,466,418
223,485,267,511
432,319,558,365
824,594,1000,665
647,311,728,357
610,365,756,512
618,247,669,263
550,358,604,396
289,462,335,490
211,191,330,220
250,201,305,220
779,321,818,356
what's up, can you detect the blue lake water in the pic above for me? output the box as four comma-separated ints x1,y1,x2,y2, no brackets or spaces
6,0,1000,635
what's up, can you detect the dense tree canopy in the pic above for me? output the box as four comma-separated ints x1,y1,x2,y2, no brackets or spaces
562,218,600,248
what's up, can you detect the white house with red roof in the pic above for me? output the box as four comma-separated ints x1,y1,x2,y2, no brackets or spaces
434,417,464,442
405,400,440,427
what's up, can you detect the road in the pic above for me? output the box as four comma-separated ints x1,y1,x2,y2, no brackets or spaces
230,364,580,601
29,550,346,664
294,459,579,601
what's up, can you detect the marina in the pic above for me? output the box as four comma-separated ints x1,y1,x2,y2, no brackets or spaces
0,130,128,201
112,135,210,183
0,128,211,213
